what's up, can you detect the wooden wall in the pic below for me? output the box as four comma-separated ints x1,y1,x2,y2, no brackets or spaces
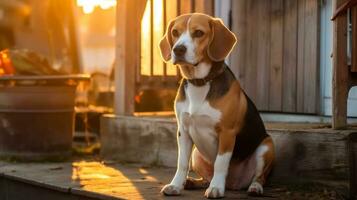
118,0,321,114
230,0,320,114
177,0,214,15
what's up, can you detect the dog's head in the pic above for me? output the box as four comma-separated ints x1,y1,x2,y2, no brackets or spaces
159,13,237,79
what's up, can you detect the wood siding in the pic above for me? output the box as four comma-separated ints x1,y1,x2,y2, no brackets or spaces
230,0,320,114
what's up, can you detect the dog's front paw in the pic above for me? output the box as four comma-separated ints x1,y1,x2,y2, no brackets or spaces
161,184,182,196
204,187,224,199
247,182,263,196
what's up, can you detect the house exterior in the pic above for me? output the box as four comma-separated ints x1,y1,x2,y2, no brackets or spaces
115,0,357,118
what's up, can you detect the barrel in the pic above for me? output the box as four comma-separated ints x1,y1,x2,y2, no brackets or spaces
0,75,89,161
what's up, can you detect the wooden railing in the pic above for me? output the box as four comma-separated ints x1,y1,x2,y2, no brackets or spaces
332,0,357,131
138,0,215,90
115,0,214,115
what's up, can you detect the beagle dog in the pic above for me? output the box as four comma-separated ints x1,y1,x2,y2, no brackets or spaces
159,13,275,199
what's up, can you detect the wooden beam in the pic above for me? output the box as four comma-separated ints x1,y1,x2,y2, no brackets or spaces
332,0,349,129
115,0,147,115
67,0,82,73
194,0,213,15
179,0,193,14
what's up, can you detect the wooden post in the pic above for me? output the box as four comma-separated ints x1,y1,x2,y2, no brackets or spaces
67,0,82,73
179,0,193,14
115,0,147,115
332,0,349,129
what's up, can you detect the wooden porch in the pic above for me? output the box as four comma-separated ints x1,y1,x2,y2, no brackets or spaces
102,0,357,198
0,159,347,200
1,0,357,199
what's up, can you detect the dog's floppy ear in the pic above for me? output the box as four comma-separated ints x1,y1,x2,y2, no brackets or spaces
207,19,237,62
159,19,175,62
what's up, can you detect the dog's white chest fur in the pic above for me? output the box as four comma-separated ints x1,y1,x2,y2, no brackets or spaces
176,82,221,162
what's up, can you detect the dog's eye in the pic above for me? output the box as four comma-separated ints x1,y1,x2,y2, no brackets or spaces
172,29,179,37
192,30,204,38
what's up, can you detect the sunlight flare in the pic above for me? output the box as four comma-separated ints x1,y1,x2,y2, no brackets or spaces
76,0,116,14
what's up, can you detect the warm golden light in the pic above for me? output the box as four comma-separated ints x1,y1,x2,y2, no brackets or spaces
140,0,177,76
72,161,144,198
141,0,152,76
152,0,164,75
76,0,116,14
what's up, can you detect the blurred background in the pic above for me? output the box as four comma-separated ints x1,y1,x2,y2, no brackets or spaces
1,0,357,154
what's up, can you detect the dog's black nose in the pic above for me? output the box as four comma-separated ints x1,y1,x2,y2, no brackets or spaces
173,45,186,57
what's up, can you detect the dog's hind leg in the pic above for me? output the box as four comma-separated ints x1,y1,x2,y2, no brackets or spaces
247,137,275,196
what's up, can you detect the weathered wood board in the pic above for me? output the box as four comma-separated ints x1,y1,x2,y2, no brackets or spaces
332,0,349,129
179,0,192,14
230,0,320,114
194,0,214,15
0,160,347,200
283,0,298,112
269,0,284,111
231,0,247,89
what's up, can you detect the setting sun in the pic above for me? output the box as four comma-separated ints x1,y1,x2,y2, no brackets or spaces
77,0,116,14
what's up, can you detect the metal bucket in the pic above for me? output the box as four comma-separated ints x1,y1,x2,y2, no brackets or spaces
0,75,89,161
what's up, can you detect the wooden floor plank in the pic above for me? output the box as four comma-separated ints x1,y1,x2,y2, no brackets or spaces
0,160,348,200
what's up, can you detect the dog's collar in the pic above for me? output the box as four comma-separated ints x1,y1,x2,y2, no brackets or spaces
187,61,226,86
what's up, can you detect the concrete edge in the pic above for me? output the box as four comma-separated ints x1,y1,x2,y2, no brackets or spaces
101,114,356,135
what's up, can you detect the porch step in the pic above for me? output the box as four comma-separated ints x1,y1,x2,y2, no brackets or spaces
100,114,357,195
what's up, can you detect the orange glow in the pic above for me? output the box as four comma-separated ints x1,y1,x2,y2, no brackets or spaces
0,50,14,75
152,0,164,75
72,161,145,198
76,0,116,14
140,0,177,76
140,0,151,76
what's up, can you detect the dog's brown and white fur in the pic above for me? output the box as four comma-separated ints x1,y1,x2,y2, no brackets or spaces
159,13,275,198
